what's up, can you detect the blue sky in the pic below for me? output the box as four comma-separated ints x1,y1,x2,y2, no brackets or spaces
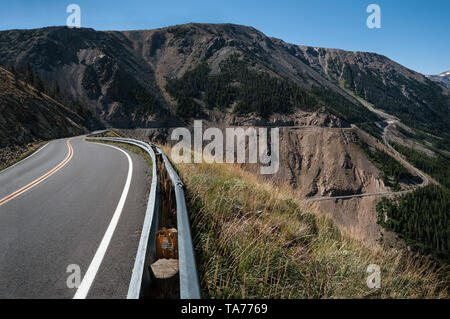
0,0,448,74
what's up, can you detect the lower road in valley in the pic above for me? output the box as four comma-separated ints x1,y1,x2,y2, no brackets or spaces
0,136,150,298
382,120,429,187
307,97,430,203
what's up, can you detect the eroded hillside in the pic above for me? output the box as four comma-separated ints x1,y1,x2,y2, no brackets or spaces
0,67,87,148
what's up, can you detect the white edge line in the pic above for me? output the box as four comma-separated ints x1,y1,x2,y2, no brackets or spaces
73,142,133,299
0,142,49,175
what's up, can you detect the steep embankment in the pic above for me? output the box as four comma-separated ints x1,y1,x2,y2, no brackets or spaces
163,145,448,298
0,67,87,165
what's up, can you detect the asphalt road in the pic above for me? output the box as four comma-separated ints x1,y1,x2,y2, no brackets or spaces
0,136,150,298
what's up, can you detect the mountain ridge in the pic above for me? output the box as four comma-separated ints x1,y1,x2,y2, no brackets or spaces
427,70,450,88
0,23,447,136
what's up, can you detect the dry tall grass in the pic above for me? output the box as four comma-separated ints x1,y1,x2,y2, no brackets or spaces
160,145,449,298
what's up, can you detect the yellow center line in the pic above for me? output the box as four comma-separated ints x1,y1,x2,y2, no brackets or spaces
0,139,74,207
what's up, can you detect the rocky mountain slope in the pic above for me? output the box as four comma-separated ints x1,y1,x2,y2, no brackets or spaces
427,70,450,88
0,24,448,135
0,67,87,147
296,47,449,132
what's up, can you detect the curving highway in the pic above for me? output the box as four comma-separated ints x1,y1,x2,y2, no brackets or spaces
0,136,150,298
382,120,429,187
307,107,430,203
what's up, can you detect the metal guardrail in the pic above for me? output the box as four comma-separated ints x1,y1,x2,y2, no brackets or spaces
155,146,201,299
86,135,201,299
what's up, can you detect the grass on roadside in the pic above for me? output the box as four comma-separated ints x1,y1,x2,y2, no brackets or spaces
90,130,126,138
160,145,449,299
0,141,47,172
